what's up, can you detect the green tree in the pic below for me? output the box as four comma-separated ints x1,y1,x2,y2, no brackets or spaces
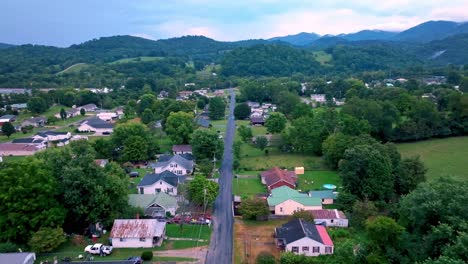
141,108,154,124
62,92,76,107
459,77,468,93
190,129,224,161
234,103,251,120
0,159,66,244
188,175,219,206
366,216,404,252
265,112,287,134
112,122,159,160
291,102,313,119
239,198,269,220
1,122,15,138
256,252,276,264
138,94,156,114
165,111,194,144
29,227,66,253
255,136,268,150
80,108,85,116
27,96,48,113
395,156,427,195
237,125,253,142
350,199,377,229
122,136,148,162
47,115,59,125
291,209,314,222
0,242,18,253
275,91,300,116
208,97,226,120
60,108,67,120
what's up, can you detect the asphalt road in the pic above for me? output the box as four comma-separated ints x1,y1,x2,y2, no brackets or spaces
206,88,236,264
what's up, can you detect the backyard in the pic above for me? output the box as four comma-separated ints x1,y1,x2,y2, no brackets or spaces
233,177,266,198
296,170,342,191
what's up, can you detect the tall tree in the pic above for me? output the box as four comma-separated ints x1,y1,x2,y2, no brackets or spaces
237,125,253,142
1,122,15,138
239,198,269,220
265,112,287,134
255,136,268,150
27,96,48,114
190,129,224,161
395,156,427,195
112,122,158,160
165,111,194,144
188,175,219,206
80,108,86,116
141,108,154,124
234,103,251,120
208,97,226,120
60,108,67,120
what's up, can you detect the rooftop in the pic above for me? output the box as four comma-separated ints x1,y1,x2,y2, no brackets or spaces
152,154,194,171
172,144,192,153
0,143,39,152
267,186,321,207
309,190,338,200
276,218,333,246
309,209,347,220
83,117,114,129
110,219,166,238
261,167,296,188
128,193,178,210
0,252,36,264
138,171,181,187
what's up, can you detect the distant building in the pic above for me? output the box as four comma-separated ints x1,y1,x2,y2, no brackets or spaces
137,171,184,195
250,116,265,126
0,115,16,125
261,167,297,191
0,88,31,95
9,103,28,110
96,112,118,121
310,94,326,103
172,144,192,155
78,117,114,135
21,116,47,127
267,186,322,215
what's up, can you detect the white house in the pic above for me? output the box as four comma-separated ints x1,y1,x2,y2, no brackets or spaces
128,193,178,217
96,112,118,121
151,154,194,176
0,143,44,156
172,144,192,155
33,131,71,142
78,117,114,135
310,94,326,103
276,219,334,257
137,171,183,195
310,209,349,228
110,219,166,248
0,252,36,264
267,186,322,215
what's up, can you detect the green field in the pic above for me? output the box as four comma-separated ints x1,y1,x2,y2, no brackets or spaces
296,170,341,191
57,63,90,75
312,51,333,64
109,56,163,64
165,224,211,240
233,177,266,198
397,137,468,181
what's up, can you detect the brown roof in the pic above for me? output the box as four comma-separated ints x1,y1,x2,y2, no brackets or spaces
309,209,347,220
172,144,192,152
261,167,296,188
0,143,38,152
110,219,165,238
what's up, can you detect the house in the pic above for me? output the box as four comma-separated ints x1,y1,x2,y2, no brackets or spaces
309,190,337,205
9,103,28,110
33,131,71,143
261,167,297,191
178,90,193,99
110,219,166,248
96,112,118,121
197,117,211,128
137,171,183,195
309,209,348,228
172,144,192,155
151,155,194,176
115,106,124,118
250,116,265,126
275,218,334,256
214,90,225,97
310,94,326,103
0,114,16,125
0,252,36,264
77,103,98,112
12,138,46,148
0,143,43,156
21,116,47,127
247,101,260,108
95,159,109,167
267,186,322,215
78,117,114,135
129,193,178,217
0,88,31,95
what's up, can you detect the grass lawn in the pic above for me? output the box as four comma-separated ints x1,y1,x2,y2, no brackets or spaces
1,155,27,162
159,239,209,250
312,51,333,65
210,119,227,134
236,120,268,137
165,224,211,240
233,177,266,198
57,63,91,74
109,56,163,64
296,171,342,191
397,136,468,182
128,167,154,194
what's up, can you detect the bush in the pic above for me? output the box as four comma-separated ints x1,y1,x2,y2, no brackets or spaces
0,242,18,253
141,251,153,261
29,227,66,253
256,251,276,264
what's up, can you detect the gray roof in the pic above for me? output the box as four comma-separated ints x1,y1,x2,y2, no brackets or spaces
153,154,194,171
197,117,211,128
35,130,68,137
0,253,36,264
0,114,16,119
12,138,43,144
85,117,114,129
22,116,46,124
138,171,182,187
276,218,323,244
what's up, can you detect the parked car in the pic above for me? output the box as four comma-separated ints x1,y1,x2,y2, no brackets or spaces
127,256,143,264
129,171,139,178
84,243,113,255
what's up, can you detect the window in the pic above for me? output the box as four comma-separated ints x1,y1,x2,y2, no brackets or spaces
292,247,299,253
139,237,146,242
139,187,144,194
119,238,125,242
313,247,320,253
331,219,334,223
280,207,283,212
325,247,332,253
302,246,309,252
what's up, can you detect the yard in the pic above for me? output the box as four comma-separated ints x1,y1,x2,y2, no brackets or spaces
233,177,266,198
296,171,342,191
165,224,212,241
397,136,468,182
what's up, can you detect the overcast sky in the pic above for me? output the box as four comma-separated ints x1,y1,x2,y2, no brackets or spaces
2,0,468,47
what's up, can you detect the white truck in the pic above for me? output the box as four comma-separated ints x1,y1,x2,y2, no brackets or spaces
84,243,113,256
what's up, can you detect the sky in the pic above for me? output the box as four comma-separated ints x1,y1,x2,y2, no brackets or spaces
1,0,468,47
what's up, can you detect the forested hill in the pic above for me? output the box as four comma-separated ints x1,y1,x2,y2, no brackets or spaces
0,43,14,49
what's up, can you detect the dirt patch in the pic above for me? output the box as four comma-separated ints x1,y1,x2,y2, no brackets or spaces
154,246,207,264
234,219,287,264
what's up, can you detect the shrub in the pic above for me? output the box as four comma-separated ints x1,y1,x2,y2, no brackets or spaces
0,242,18,253
256,251,276,264
29,227,66,253
141,251,153,261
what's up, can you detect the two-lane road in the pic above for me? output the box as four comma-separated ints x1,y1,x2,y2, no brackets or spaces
206,88,236,263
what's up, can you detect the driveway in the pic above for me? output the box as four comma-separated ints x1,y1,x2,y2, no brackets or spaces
205,88,236,263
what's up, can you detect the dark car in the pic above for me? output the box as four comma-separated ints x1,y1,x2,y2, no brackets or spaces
129,171,139,178
127,256,143,264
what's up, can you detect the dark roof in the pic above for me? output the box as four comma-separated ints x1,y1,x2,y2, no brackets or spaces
85,117,114,129
12,137,43,144
261,167,296,188
309,209,347,220
250,117,265,123
36,130,68,137
157,154,173,162
180,153,194,161
138,171,181,187
172,144,192,153
276,218,333,246
22,116,47,124
0,114,16,119
197,117,211,128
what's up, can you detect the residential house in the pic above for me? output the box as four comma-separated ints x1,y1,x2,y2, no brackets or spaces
0,88,31,95
247,101,260,108
77,103,98,112
21,116,47,127
129,193,178,217
78,117,114,135
309,190,337,205
115,106,124,118
33,131,71,143
55,108,79,119
197,117,211,128
214,90,225,97
267,186,322,215
96,112,118,122
172,144,192,155
275,218,334,256
0,143,44,156
309,209,348,228
250,116,265,126
150,155,194,176
310,94,326,103
261,167,297,191
0,114,16,125
158,90,169,98
0,252,36,264
178,90,193,99
9,103,28,110
12,138,46,148
110,219,166,248
137,171,183,195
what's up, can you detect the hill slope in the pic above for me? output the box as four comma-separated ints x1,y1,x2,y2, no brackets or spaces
339,30,398,41
268,32,321,46
394,20,468,42
0,43,14,49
